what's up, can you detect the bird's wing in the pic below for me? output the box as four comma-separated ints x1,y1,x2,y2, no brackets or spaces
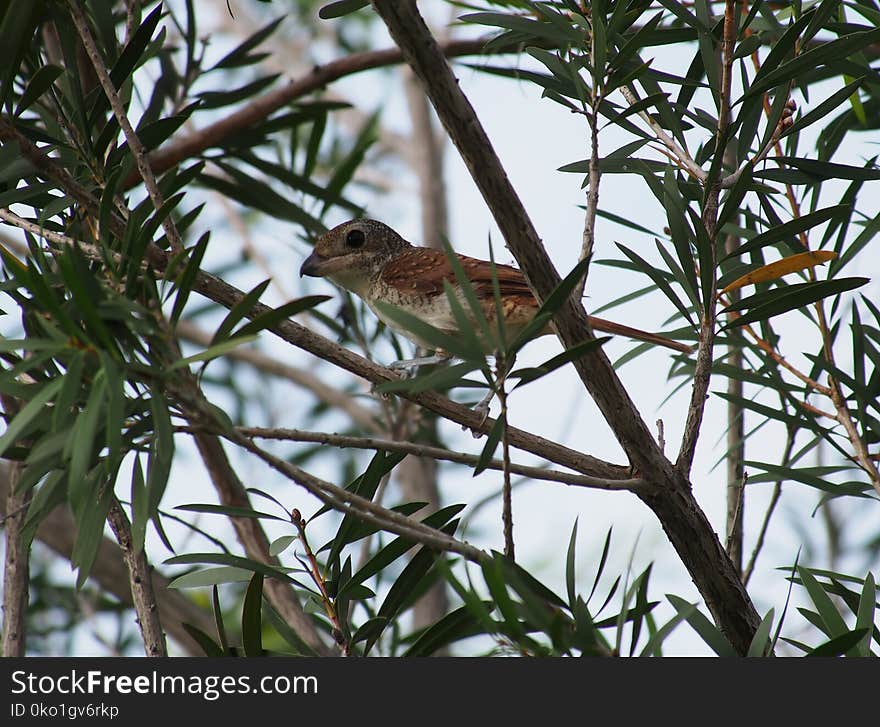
380,248,537,302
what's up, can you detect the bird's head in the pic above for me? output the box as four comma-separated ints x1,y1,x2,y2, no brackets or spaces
300,219,410,296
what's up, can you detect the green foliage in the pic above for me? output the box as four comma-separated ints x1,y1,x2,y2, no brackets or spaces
1,0,878,658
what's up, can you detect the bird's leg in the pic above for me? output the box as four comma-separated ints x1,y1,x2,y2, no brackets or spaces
389,348,454,373
473,388,495,421
463,383,497,438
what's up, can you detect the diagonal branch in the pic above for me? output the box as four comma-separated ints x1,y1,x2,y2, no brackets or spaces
368,0,761,653
175,319,382,433
209,427,642,490
129,38,493,189
0,207,629,483
370,0,666,480
675,0,737,475
105,498,167,657
68,0,184,254
222,430,487,564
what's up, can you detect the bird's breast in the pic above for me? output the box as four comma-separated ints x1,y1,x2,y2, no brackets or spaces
366,280,546,353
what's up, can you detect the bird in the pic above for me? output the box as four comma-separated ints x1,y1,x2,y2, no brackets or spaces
300,219,691,366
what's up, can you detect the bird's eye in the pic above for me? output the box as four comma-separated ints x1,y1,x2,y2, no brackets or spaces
346,229,365,248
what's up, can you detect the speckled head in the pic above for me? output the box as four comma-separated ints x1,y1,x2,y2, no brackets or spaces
299,219,411,296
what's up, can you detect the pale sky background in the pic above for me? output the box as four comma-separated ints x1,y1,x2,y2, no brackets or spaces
9,1,877,655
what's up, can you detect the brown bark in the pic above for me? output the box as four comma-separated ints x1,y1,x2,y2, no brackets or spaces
370,0,760,652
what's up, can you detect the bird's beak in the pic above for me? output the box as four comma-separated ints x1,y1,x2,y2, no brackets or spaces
300,250,326,278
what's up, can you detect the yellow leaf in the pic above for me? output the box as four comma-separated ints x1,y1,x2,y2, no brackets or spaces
720,250,837,296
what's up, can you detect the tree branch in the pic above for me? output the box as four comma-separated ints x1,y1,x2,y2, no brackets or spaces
68,0,184,254
368,0,761,652
221,428,487,564
1,455,29,657
174,319,381,433
105,498,168,657
675,0,737,475
0,463,213,655
129,38,493,189
0,207,631,486
185,425,642,490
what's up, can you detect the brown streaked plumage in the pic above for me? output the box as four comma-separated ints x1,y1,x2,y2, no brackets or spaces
300,219,692,354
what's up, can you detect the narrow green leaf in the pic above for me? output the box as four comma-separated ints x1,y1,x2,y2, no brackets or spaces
164,553,299,584
241,573,264,656
14,64,64,116
508,257,591,355
587,527,613,606
798,567,848,637
130,455,148,555
170,232,210,325
721,277,868,331
807,629,870,657
175,503,286,521
667,595,737,656
147,392,174,516
213,16,285,70
318,0,370,19
269,535,296,557
639,604,694,657
724,205,847,259
337,504,465,599
769,156,880,182
783,78,864,138
170,335,258,371
565,518,579,610
72,479,113,588
853,572,876,657
181,624,224,657
746,26,880,98
403,604,486,657
68,374,106,506
512,337,609,388
365,529,453,654
212,585,229,654
168,566,256,588
616,243,697,327
747,609,775,657
212,280,270,345
474,416,504,476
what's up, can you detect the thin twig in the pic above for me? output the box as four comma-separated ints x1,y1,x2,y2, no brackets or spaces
179,426,642,491
575,23,601,302
495,360,514,560
675,0,737,476
618,85,706,182
743,425,795,586
67,0,184,254
131,38,495,189
290,509,350,656
219,426,487,564
723,158,745,574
